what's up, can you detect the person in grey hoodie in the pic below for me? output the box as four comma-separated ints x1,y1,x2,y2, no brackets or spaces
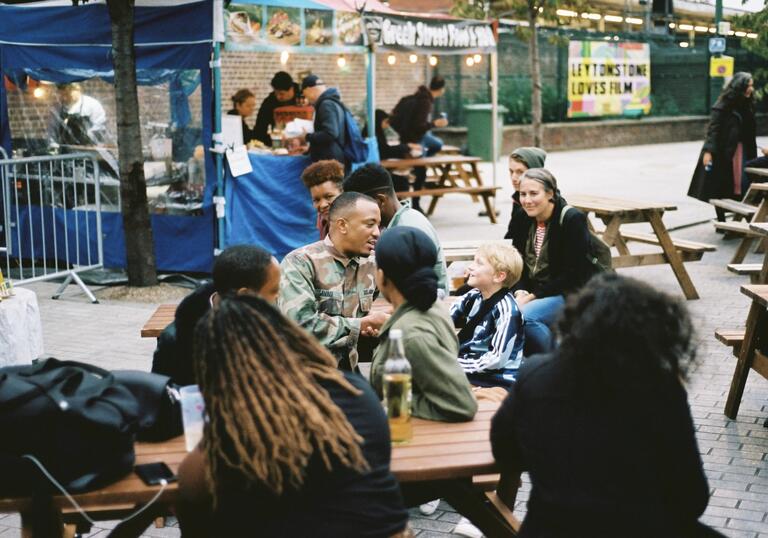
294,74,348,168
504,147,547,240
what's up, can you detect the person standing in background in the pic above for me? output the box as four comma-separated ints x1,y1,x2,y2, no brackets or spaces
254,71,301,147
227,89,257,145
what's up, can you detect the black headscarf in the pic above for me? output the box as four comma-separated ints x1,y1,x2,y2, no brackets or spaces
375,227,438,311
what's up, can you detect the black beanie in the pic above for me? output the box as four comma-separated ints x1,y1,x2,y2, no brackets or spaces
375,227,438,311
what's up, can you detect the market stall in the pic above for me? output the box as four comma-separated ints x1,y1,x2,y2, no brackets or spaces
216,1,497,256
0,0,216,273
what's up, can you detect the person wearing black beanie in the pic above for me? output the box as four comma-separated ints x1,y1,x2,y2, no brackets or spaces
370,227,477,423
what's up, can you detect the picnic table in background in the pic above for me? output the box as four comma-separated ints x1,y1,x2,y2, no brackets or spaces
568,194,716,300
0,401,519,537
717,223,768,420
381,156,500,224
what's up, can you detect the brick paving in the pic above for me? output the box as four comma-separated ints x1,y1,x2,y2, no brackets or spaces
2,140,768,536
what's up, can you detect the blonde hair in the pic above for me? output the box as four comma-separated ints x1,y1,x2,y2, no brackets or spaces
477,243,523,288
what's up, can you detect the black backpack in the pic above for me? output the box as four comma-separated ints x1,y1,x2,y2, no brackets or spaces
0,359,140,495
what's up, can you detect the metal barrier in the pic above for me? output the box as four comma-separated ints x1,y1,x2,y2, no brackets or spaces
0,152,105,303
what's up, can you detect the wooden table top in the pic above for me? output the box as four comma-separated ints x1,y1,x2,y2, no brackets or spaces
567,194,677,214
745,167,768,178
0,400,500,513
749,222,768,237
740,284,768,307
381,155,481,169
141,303,177,338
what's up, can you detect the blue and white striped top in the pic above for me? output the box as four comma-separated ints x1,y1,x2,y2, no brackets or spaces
450,289,525,374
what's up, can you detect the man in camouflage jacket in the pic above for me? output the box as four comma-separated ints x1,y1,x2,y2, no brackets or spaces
279,192,389,370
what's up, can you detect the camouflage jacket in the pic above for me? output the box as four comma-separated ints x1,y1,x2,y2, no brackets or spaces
279,236,376,369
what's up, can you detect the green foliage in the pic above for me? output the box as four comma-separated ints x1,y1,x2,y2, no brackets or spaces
735,8,768,97
650,93,681,116
496,77,560,124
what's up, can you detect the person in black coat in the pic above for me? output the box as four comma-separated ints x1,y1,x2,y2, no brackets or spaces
507,168,594,355
504,147,547,240
688,72,759,216
151,245,280,385
490,273,720,538
227,89,258,145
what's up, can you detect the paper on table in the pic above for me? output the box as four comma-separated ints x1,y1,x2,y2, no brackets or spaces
226,145,253,177
284,118,314,138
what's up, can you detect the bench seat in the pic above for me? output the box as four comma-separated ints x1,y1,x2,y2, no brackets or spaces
715,328,745,356
712,221,766,236
618,231,716,253
727,263,763,282
745,167,768,179
709,199,758,218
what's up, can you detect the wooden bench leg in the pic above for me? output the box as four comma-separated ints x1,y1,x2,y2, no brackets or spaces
724,302,767,419
427,195,441,216
647,211,700,300
481,195,497,224
731,237,756,265
444,479,517,537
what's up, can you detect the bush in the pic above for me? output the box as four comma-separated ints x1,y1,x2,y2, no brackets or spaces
497,77,561,124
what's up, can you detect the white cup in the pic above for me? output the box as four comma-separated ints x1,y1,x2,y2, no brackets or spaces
179,385,206,452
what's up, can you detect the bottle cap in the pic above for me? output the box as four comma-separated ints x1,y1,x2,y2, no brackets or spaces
389,329,403,339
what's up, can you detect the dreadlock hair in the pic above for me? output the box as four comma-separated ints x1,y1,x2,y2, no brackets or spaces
192,294,370,508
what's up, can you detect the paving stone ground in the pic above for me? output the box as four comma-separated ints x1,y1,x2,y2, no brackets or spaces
2,139,768,537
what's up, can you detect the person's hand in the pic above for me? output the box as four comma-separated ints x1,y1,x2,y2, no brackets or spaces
360,311,389,337
762,147,768,157
702,151,713,167
473,386,508,403
433,117,448,128
407,143,423,157
514,292,535,306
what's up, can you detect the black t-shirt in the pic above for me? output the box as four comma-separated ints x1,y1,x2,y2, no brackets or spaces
212,372,408,537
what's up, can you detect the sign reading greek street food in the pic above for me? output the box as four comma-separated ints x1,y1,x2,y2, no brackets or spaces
567,41,651,118
363,15,496,54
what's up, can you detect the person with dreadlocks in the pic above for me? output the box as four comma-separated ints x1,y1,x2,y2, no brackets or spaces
176,294,410,537
507,168,594,355
689,72,767,215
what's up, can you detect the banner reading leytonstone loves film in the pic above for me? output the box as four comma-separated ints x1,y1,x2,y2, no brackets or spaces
567,41,651,118
363,14,495,54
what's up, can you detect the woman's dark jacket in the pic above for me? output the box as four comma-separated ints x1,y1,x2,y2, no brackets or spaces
227,109,257,146
504,192,526,240
389,86,434,144
507,197,594,298
490,354,710,537
688,100,757,201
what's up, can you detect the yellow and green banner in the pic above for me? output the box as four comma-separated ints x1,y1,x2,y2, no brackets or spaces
567,41,651,118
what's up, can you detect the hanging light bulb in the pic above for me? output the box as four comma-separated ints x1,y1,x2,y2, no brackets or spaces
429,55,438,67
466,56,475,67
280,50,290,65
337,55,346,68
387,53,397,65
409,54,418,63
473,53,482,64
32,87,46,99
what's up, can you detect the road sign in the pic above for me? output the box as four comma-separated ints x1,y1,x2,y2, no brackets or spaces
710,55,734,77
718,21,731,35
709,37,726,54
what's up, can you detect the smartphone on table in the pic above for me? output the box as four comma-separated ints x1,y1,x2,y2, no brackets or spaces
135,462,177,486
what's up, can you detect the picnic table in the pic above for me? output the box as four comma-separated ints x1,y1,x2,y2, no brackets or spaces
0,401,519,537
381,155,500,224
721,222,768,420
568,194,715,300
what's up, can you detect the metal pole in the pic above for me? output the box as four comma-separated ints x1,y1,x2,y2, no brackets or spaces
491,50,499,210
213,41,225,251
366,48,377,159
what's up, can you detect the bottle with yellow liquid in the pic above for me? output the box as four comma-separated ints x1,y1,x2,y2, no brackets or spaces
383,329,412,444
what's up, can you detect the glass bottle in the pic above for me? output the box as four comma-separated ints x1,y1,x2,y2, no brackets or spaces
383,329,412,444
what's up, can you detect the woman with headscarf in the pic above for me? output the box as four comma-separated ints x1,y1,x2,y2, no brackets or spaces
507,168,596,355
688,72,760,214
370,227,477,423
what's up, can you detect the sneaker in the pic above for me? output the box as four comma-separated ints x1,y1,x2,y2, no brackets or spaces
418,499,440,515
453,517,483,538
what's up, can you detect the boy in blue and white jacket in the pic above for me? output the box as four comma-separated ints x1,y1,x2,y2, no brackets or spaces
450,242,525,387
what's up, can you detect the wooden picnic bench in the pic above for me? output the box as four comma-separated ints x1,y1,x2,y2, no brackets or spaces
397,186,500,224
712,183,768,264
382,155,484,190
0,400,520,538
141,304,176,338
568,194,715,300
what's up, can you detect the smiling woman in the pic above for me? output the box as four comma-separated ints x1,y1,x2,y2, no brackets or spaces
300,160,345,239
506,168,596,355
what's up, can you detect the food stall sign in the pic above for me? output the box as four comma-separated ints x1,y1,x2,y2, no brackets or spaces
362,14,496,54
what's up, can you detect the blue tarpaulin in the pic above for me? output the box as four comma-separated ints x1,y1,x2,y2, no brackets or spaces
0,0,216,273
225,153,318,260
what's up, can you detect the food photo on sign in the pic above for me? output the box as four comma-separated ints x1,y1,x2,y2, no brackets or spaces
305,9,333,46
225,4,263,45
266,7,301,46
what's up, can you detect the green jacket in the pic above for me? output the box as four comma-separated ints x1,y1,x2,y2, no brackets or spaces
371,300,477,422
